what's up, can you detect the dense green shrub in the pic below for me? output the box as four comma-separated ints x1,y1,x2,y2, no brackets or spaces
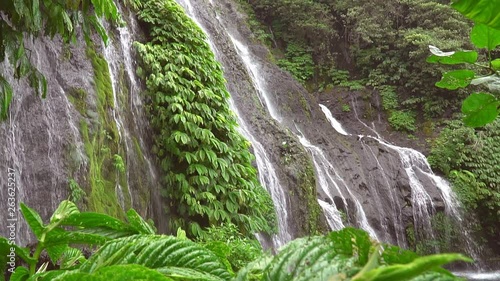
133,0,276,237
197,223,263,273
429,119,500,250
388,110,417,132
277,43,315,83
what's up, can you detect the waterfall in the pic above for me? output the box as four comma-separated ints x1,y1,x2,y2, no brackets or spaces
173,0,478,253
175,0,294,248
0,2,167,244
101,3,167,231
321,102,482,261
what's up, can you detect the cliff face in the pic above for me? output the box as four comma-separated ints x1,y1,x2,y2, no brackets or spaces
0,0,475,261
179,0,472,252
0,4,166,245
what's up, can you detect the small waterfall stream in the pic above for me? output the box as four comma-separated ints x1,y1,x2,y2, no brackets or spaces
321,102,482,262
176,0,292,248
173,0,481,262
0,2,167,244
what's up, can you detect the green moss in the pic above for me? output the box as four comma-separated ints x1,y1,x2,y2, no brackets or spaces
132,136,145,164
406,223,416,250
86,46,114,113
76,44,132,219
67,88,88,116
299,95,311,119
299,160,323,235
80,121,124,219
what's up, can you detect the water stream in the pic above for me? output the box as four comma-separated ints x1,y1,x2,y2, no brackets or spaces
321,102,483,263
176,0,292,248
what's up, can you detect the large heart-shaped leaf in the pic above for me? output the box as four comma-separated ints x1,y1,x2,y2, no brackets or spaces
462,93,500,127
435,70,476,90
470,23,500,51
452,0,500,30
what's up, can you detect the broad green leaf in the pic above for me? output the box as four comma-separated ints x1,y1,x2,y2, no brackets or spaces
126,209,156,234
462,93,500,127
352,253,471,281
50,200,79,225
78,235,232,280
491,59,500,71
61,213,134,232
93,264,173,280
452,0,500,30
470,23,500,51
43,230,110,247
426,50,478,65
46,244,70,265
157,266,226,281
435,70,475,90
10,266,29,281
20,203,45,239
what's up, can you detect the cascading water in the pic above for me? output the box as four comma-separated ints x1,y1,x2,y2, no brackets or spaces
174,0,466,251
224,18,381,241
175,0,293,248
321,102,482,262
101,3,167,231
0,2,166,244
168,2,487,269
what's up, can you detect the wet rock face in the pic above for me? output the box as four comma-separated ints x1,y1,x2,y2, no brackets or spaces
188,0,453,248
0,4,164,245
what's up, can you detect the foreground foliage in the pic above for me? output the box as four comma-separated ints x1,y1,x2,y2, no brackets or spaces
133,0,276,237
1,201,470,281
429,0,500,127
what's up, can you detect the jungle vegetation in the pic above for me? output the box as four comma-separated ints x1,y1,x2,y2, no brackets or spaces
0,0,497,279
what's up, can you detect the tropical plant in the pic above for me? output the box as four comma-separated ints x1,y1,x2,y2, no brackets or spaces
428,0,500,127
133,0,276,237
388,110,417,132
0,0,121,120
429,119,500,251
0,201,471,281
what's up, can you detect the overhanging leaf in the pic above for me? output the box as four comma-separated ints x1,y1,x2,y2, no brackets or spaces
426,50,478,65
353,253,472,281
462,93,500,127
452,0,500,30
435,70,475,90
470,23,500,51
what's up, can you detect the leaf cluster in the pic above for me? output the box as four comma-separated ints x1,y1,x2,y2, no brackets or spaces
428,0,500,127
133,0,276,237
1,202,470,281
429,119,500,249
